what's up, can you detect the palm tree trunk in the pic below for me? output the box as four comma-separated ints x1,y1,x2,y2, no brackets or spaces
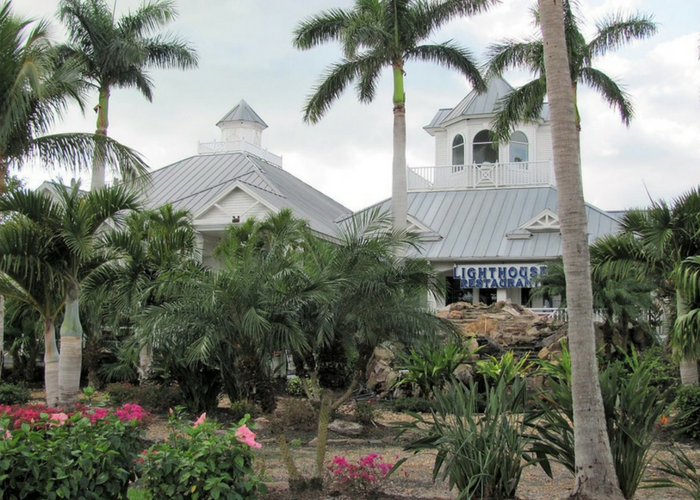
538,0,623,498
59,283,83,408
392,61,408,231
138,344,153,382
44,316,59,407
0,295,4,381
676,289,698,385
91,86,110,190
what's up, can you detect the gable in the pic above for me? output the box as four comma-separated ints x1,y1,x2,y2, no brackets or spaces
520,208,560,233
196,186,273,225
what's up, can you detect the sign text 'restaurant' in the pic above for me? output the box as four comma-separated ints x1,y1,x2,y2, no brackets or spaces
453,265,547,289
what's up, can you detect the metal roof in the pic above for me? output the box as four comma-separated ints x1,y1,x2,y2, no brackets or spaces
146,152,350,237
425,77,550,129
360,187,619,262
216,100,268,129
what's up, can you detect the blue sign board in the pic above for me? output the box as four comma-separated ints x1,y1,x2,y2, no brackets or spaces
453,264,547,289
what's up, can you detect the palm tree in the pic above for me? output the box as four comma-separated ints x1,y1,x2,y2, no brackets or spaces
593,188,700,384
0,1,149,193
538,0,623,498
676,255,700,359
0,182,142,407
486,0,656,140
58,0,198,189
293,0,493,230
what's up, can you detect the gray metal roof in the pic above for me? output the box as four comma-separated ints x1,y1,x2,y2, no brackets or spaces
360,187,619,261
146,152,350,237
425,77,550,129
216,100,268,129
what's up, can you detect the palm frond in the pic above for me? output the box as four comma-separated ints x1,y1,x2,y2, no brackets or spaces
588,12,657,59
406,41,486,92
578,67,633,126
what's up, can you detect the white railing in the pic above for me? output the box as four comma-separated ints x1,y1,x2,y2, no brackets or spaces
408,160,554,191
197,139,283,166
529,308,606,323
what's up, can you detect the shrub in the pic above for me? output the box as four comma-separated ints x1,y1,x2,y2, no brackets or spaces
0,383,30,405
532,347,668,499
0,407,145,499
276,398,318,432
354,402,375,425
136,411,266,500
474,351,534,385
230,399,260,421
328,453,400,494
285,376,310,397
105,383,184,413
402,377,535,499
396,337,476,397
391,397,436,414
646,446,700,499
673,385,700,440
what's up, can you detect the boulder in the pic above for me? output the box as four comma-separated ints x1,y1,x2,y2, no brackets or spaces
328,419,363,437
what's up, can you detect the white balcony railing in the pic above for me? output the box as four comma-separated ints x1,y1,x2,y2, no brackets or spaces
408,160,554,191
197,139,283,166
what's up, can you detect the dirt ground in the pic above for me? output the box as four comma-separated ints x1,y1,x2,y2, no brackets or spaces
145,406,696,500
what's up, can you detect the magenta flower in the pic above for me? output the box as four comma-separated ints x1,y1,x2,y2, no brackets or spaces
235,424,262,448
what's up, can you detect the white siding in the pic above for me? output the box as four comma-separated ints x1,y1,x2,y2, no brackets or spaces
535,125,553,162
197,188,272,224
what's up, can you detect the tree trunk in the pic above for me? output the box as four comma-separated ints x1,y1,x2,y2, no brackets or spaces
58,283,83,408
676,289,698,385
538,0,624,498
91,86,110,190
44,317,60,407
138,344,153,382
392,62,408,231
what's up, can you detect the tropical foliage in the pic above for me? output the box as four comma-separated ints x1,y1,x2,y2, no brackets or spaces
485,0,656,140
58,0,198,189
294,0,493,228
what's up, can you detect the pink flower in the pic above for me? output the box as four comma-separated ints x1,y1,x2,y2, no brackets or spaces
3,429,10,439
49,412,69,426
235,424,262,448
193,413,206,427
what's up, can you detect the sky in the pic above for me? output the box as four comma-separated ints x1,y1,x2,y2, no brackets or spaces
15,0,700,213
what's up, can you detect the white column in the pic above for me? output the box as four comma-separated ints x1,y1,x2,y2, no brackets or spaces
496,288,508,302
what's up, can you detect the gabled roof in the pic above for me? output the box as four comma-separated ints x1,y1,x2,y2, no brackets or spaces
360,187,619,261
425,77,550,130
216,100,268,129
146,152,350,237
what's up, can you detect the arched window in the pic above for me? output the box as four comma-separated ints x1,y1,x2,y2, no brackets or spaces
509,131,528,163
452,134,464,172
473,130,498,164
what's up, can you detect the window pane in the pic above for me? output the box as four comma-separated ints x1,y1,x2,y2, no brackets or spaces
452,134,465,165
473,130,498,164
510,142,528,162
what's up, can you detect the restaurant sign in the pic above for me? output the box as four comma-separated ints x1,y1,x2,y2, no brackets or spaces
453,264,547,289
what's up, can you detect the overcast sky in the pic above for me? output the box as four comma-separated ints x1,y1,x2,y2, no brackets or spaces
16,0,700,212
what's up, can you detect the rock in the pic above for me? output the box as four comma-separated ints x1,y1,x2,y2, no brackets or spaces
452,363,472,384
253,417,270,430
538,346,550,360
328,419,363,437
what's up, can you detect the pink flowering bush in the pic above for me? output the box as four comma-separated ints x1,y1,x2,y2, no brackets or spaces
328,453,400,493
0,404,146,499
136,410,266,500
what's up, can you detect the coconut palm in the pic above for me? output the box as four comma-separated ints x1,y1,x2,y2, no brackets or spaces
0,1,149,193
676,256,700,360
58,0,198,189
486,0,656,140
293,0,493,230
538,0,623,497
0,182,142,407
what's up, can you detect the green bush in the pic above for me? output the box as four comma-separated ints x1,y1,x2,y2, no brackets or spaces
0,383,30,405
396,337,476,397
285,376,310,397
532,347,668,499
136,412,266,500
646,446,700,499
354,402,375,425
105,383,184,413
673,385,700,440
276,398,318,432
230,399,260,421
0,412,144,499
402,377,535,500
391,397,436,414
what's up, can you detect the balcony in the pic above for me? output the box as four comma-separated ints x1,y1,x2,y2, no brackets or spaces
408,160,554,191
197,139,283,166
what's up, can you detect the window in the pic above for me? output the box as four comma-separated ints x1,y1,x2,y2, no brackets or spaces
509,131,528,163
452,134,465,171
473,130,498,164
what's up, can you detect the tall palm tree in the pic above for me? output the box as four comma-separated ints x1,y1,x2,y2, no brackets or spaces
58,0,198,189
0,1,149,193
486,0,656,140
0,182,142,407
293,0,493,230
538,0,623,498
